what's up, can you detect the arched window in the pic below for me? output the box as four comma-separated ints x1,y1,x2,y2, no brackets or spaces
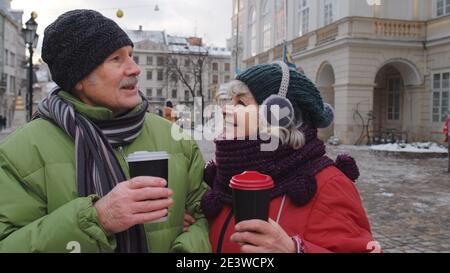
262,0,271,52
249,7,257,56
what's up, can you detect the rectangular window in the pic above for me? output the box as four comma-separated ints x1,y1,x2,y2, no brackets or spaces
387,77,401,121
157,70,164,81
224,75,230,83
185,59,190,67
224,63,230,72
437,0,450,16
157,89,163,97
324,0,334,26
185,90,190,101
157,56,165,66
5,49,8,66
212,74,219,84
10,76,15,92
170,72,178,82
302,8,309,35
10,52,15,67
172,89,177,98
146,70,153,80
146,88,152,97
299,1,309,36
212,63,218,71
432,72,450,122
262,0,271,52
437,0,444,16
274,0,286,45
133,55,139,65
147,56,153,65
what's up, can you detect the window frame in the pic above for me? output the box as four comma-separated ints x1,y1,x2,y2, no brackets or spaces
323,0,334,26
248,6,257,57
274,0,286,46
262,0,271,52
157,70,164,81
432,72,450,123
387,75,402,121
146,56,153,66
298,0,309,36
436,0,450,17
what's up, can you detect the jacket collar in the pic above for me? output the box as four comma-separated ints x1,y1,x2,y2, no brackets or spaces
57,90,143,121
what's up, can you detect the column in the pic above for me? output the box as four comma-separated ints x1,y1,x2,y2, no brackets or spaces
333,83,375,145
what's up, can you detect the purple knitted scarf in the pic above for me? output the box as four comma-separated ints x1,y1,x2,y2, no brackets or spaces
200,126,360,218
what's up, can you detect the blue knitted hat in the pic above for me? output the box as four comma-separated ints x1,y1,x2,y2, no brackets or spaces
236,63,334,129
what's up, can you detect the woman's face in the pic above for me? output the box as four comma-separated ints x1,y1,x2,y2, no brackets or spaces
222,92,259,139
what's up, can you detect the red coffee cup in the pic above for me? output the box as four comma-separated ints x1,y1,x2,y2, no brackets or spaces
229,171,274,223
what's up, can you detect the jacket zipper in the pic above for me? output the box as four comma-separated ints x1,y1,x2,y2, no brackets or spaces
118,146,126,161
117,146,130,179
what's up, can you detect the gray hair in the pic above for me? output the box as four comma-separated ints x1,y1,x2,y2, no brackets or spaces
225,80,305,150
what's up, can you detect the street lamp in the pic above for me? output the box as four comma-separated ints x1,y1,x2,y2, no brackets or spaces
22,12,38,121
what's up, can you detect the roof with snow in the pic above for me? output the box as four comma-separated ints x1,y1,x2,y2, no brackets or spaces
207,46,232,57
126,29,167,44
167,36,188,45
125,28,230,57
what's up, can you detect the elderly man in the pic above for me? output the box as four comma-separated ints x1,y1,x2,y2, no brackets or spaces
0,9,210,253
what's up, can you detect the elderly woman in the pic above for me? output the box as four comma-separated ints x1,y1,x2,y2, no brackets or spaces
200,62,375,253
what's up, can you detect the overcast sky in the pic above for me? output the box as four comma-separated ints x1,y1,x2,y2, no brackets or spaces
11,0,232,57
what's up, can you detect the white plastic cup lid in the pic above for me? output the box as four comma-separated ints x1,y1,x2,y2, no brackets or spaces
126,151,170,163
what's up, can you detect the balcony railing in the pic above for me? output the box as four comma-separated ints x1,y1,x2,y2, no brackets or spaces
374,20,423,38
243,16,439,66
316,24,339,46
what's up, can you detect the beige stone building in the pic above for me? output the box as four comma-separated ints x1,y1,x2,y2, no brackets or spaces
0,0,26,128
233,0,450,145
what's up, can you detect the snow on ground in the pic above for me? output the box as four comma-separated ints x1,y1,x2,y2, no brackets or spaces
369,142,448,153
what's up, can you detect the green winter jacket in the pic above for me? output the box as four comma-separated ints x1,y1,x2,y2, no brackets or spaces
0,91,211,253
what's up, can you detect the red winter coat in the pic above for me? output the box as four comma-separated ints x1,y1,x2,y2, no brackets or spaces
444,118,450,135
208,166,376,253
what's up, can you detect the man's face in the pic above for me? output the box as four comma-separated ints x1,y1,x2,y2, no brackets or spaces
74,46,141,115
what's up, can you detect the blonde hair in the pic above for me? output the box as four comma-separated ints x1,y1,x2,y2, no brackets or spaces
225,80,306,150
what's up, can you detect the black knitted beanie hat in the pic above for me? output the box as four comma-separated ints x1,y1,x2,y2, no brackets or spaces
42,9,133,91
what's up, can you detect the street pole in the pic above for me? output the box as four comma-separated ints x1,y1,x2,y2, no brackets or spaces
448,95,450,172
22,12,38,122
28,43,33,121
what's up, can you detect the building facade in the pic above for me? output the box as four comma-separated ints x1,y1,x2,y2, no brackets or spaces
127,27,232,114
0,0,25,128
233,0,450,145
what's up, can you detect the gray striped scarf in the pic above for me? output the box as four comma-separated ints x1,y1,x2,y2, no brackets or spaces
35,87,149,253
